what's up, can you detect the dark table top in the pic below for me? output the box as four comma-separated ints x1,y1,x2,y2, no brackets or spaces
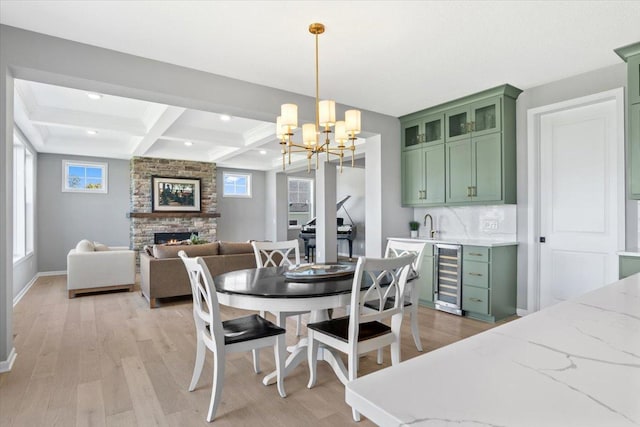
213,266,357,299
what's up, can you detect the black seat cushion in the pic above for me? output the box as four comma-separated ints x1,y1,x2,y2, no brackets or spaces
307,316,391,343
364,296,412,311
221,314,285,345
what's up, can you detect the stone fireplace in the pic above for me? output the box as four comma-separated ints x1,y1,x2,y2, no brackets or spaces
129,157,218,252
154,231,197,244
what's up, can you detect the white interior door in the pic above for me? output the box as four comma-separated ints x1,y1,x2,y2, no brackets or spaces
539,98,622,309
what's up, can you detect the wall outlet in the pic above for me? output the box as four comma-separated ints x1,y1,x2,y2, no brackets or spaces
482,219,498,230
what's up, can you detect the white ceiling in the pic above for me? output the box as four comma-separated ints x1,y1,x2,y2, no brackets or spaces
3,1,640,168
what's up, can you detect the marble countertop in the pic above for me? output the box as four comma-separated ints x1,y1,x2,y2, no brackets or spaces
346,274,640,426
388,236,518,247
618,249,640,257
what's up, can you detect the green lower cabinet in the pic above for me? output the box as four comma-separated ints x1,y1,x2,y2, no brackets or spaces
462,285,489,315
619,255,640,279
461,245,517,322
417,245,435,308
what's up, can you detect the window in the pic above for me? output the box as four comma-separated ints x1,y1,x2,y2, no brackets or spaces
63,160,108,193
223,172,252,197
13,133,34,263
288,177,313,227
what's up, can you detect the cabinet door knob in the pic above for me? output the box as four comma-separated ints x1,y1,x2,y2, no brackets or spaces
467,186,472,197
472,186,477,197
468,252,483,256
468,272,483,276
470,297,483,303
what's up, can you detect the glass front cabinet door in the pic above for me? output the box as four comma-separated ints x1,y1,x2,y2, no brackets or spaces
445,97,501,142
401,118,422,150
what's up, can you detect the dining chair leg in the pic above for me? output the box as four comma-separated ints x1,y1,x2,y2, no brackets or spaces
189,329,206,391
252,349,261,374
410,307,423,352
348,353,361,421
207,348,225,422
306,330,318,389
295,314,302,336
275,335,287,398
376,348,383,365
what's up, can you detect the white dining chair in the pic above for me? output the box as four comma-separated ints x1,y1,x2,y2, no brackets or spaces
252,240,307,337
179,251,286,422
364,239,428,363
306,254,415,422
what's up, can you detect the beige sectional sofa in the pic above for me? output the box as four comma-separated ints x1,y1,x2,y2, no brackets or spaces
140,241,256,308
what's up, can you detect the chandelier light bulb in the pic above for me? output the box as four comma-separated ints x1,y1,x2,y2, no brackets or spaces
303,123,317,146
318,100,336,128
281,104,298,130
345,110,361,135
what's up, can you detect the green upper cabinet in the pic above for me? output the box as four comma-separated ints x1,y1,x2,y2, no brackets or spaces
446,133,503,203
400,84,521,207
615,41,640,199
402,143,445,206
445,96,502,143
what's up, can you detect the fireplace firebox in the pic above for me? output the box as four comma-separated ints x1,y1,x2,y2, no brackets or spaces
154,232,197,244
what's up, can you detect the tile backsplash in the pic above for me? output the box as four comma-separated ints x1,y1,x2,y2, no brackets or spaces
414,205,517,241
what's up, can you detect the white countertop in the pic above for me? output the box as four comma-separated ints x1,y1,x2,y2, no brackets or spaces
346,274,640,426
388,237,518,247
618,249,640,257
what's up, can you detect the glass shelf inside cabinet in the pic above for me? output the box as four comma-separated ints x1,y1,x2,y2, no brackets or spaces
474,104,497,132
448,112,468,138
424,119,441,143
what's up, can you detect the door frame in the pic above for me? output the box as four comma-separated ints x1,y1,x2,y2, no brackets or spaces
526,87,625,313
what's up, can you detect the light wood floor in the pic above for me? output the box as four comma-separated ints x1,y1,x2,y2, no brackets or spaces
0,275,512,426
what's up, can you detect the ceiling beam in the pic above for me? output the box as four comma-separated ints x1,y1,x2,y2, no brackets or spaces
29,106,147,136
131,106,186,156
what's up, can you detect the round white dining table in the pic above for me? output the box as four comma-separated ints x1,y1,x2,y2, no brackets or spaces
213,265,357,386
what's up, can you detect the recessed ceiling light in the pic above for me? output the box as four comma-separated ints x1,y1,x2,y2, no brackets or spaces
220,114,231,122
259,150,267,155
87,130,98,135
184,141,193,146
86,92,103,100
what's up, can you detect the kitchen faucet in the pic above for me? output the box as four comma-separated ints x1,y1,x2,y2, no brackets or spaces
423,213,437,239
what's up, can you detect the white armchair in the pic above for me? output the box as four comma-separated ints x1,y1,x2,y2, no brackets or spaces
67,240,136,298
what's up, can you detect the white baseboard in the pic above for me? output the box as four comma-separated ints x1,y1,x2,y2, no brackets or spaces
13,275,38,306
38,270,67,277
13,270,67,307
0,347,17,373
516,308,530,317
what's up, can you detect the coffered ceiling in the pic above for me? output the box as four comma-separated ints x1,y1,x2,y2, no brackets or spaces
3,1,640,169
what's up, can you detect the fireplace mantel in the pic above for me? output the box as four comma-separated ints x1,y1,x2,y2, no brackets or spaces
127,212,221,219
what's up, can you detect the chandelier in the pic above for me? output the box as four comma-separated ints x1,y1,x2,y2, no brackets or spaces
276,23,361,172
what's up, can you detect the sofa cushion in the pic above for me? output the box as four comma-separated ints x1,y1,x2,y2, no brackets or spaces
153,242,219,259
76,239,95,252
219,241,254,255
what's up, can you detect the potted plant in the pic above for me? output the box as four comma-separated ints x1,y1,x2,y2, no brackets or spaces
409,221,420,238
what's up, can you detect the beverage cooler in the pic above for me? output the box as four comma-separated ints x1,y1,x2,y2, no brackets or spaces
434,244,463,315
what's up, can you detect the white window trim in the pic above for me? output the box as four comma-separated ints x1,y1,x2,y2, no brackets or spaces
222,172,252,198
62,160,108,194
13,131,35,265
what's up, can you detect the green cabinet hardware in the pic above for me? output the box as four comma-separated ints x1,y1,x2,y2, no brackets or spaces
615,42,640,199
400,84,520,207
619,255,640,279
461,245,517,323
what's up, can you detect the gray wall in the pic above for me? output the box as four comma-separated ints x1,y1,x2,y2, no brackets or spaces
515,62,628,310
12,126,38,300
216,167,266,242
37,154,130,271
